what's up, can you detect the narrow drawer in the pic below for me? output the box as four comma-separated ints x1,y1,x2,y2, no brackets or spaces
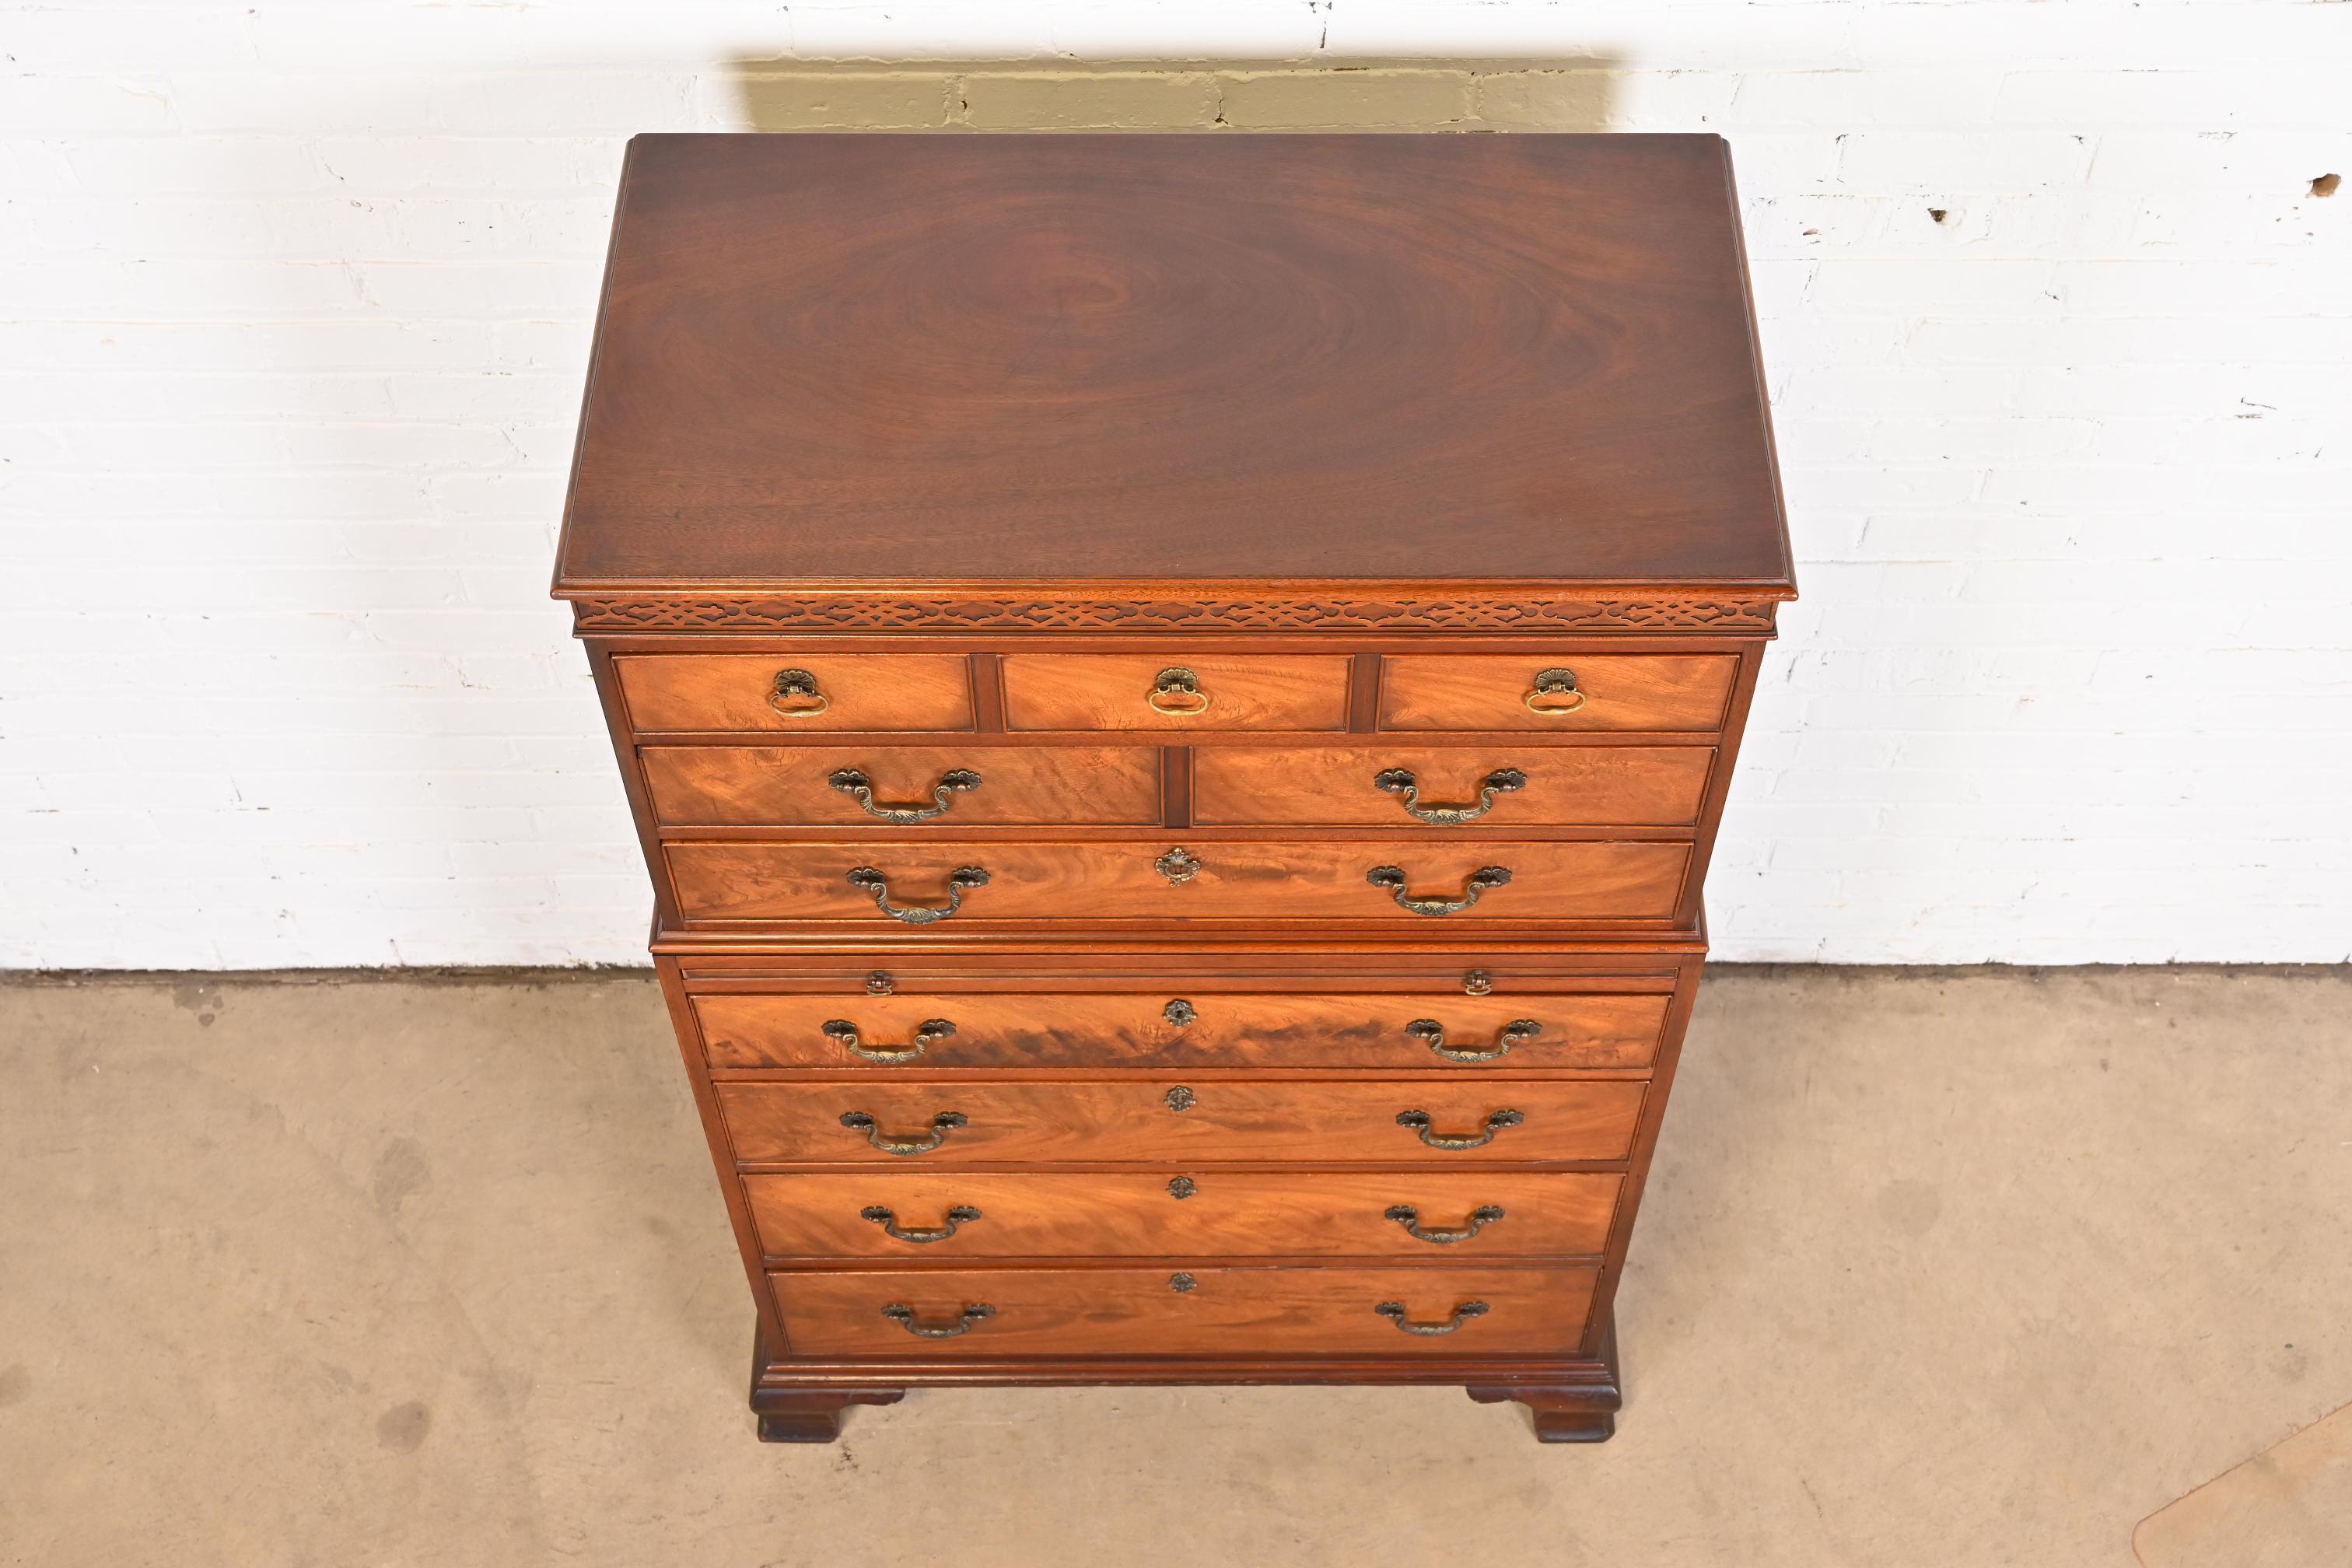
1379,654,1738,733
1192,744,1713,828
696,991,1671,1071
746,1171,1622,1260
641,745,1160,828
716,1078,1646,1165
772,1263,1599,1358
999,654,1350,731
614,653,973,733
667,839,1690,925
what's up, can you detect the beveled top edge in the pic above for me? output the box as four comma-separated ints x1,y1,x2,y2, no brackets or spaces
550,575,1800,602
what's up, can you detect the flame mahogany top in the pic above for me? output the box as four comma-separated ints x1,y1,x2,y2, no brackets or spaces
555,132,1792,599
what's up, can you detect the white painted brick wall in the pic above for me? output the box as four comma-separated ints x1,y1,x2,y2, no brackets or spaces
4,1,2350,967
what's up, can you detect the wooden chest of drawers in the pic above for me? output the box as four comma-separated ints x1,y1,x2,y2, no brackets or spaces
556,133,1793,1445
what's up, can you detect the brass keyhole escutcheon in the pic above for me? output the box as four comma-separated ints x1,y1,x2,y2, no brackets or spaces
1164,998,1197,1028
1167,1176,1198,1200
1164,1086,1196,1112
1170,1272,1198,1293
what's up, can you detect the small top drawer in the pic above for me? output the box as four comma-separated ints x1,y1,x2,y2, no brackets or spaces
999,654,1350,731
614,654,973,733
1379,654,1738,733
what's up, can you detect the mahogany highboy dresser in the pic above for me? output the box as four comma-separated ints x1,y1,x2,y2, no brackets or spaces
555,133,1794,1444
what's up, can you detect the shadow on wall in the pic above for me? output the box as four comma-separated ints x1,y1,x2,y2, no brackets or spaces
726,58,1625,135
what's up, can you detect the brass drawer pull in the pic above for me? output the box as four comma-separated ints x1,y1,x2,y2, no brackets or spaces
768,667,831,718
839,1109,967,1156
881,1302,994,1339
822,1017,956,1063
1524,667,1587,716
1405,1017,1542,1064
1372,767,1528,825
1154,846,1203,884
1367,864,1512,916
846,865,990,924
828,767,982,823
1384,1203,1506,1244
860,1204,981,1244
1396,1108,1524,1150
1146,667,1213,716
1374,1300,1489,1336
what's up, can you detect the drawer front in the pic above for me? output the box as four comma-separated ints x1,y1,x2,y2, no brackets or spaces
772,1264,1599,1357
642,745,1161,828
746,1171,1621,1260
1379,654,1738,733
667,840,1690,925
697,992,1671,1071
717,1078,1646,1165
999,654,1350,731
614,653,974,733
1191,744,1713,828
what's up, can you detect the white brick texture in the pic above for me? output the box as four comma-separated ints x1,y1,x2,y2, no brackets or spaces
4,2,2350,967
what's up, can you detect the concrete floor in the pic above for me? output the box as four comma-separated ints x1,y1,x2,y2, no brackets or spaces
1,968,2346,1566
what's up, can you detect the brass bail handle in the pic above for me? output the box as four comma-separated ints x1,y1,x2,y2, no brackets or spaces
839,1109,968,1157
1367,864,1513,917
1524,667,1587,716
1146,666,1213,716
1395,1107,1525,1151
822,1017,957,1063
881,1303,994,1339
846,865,991,925
828,768,982,823
861,1204,982,1244
768,667,831,717
1374,1300,1490,1336
1384,1204,1507,1244
1372,767,1528,826
1406,1017,1542,1064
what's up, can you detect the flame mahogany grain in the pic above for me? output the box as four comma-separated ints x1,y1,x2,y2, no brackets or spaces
642,745,1161,828
772,1265,1602,1359
1191,744,1715,828
1377,654,1741,733
716,1077,1647,1166
693,989,1672,1072
744,1170,1622,1261
665,839,1692,926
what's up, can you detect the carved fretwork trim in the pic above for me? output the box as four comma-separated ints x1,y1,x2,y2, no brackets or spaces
569,596,1780,633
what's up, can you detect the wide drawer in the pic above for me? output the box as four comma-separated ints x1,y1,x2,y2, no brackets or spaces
772,1263,1599,1357
746,1170,1622,1260
717,1078,1646,1165
614,653,974,733
667,839,1690,925
999,654,1350,731
696,991,1671,1071
1191,744,1713,828
641,745,1161,828
1379,654,1738,733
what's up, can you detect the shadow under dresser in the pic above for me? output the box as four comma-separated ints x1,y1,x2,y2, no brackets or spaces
554,131,1795,1444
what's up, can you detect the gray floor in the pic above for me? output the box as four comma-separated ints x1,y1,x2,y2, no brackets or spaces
2,968,2346,1566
